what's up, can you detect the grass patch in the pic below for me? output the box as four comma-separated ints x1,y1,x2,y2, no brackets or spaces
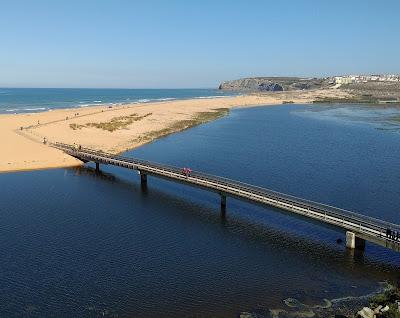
313,96,380,104
314,96,400,105
70,123,80,130
133,108,229,144
70,113,152,132
368,286,400,318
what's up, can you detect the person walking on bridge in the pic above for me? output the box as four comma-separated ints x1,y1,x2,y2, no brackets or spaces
182,167,192,178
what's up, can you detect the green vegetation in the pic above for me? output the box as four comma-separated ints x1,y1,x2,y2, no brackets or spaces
133,108,229,144
313,96,380,104
369,286,400,318
69,123,80,130
314,94,400,105
70,113,152,132
281,100,294,104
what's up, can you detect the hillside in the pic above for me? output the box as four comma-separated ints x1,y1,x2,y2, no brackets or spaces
218,77,332,92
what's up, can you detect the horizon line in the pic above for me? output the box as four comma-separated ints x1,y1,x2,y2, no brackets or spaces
0,87,217,90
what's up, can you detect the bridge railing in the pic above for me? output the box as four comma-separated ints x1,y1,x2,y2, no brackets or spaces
188,171,400,236
52,142,400,240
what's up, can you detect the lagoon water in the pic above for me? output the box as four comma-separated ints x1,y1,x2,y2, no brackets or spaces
1,104,400,317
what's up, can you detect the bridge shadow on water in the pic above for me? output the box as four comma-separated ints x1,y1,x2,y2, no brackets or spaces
68,165,400,285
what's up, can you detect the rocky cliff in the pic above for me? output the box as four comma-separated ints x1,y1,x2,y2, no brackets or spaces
219,77,331,92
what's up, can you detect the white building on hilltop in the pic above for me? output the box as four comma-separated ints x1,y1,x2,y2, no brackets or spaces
334,74,400,84
334,76,354,85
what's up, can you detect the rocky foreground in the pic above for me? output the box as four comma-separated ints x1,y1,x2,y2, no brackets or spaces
357,286,400,318
238,284,400,318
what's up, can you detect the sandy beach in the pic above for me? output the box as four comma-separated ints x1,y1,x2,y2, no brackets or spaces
0,89,351,173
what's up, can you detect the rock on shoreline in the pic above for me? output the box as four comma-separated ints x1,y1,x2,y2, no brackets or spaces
237,283,400,318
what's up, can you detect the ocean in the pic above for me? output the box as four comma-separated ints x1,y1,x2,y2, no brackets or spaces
0,88,235,114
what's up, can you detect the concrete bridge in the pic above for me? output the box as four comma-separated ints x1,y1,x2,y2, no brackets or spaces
53,142,400,252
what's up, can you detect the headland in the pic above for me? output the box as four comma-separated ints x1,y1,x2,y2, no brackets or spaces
3,73,399,174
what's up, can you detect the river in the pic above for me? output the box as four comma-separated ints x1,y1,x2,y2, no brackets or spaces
1,104,399,317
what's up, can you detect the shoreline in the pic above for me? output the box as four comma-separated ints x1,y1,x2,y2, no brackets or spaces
0,89,354,173
0,95,232,116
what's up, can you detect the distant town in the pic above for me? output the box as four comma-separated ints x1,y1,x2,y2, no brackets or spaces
333,74,400,84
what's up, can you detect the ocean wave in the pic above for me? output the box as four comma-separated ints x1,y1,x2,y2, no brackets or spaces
23,107,47,111
0,93,232,114
79,102,112,107
130,98,177,104
194,95,229,99
78,103,100,108
156,97,176,101
4,107,48,113
78,100,104,106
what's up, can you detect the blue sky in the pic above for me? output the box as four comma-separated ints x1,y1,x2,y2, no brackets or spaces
1,0,399,88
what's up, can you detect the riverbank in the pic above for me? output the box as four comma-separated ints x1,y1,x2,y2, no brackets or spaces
0,89,352,173
239,283,400,318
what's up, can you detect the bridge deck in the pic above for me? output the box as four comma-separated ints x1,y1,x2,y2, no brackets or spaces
54,143,400,252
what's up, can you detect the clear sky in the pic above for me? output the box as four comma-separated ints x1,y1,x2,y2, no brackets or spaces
1,0,399,88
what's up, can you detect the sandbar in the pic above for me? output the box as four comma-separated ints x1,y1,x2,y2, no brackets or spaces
0,89,352,173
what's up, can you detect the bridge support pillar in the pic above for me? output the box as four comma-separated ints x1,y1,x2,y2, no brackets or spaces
220,194,226,218
140,172,147,189
346,231,366,250
95,162,100,172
